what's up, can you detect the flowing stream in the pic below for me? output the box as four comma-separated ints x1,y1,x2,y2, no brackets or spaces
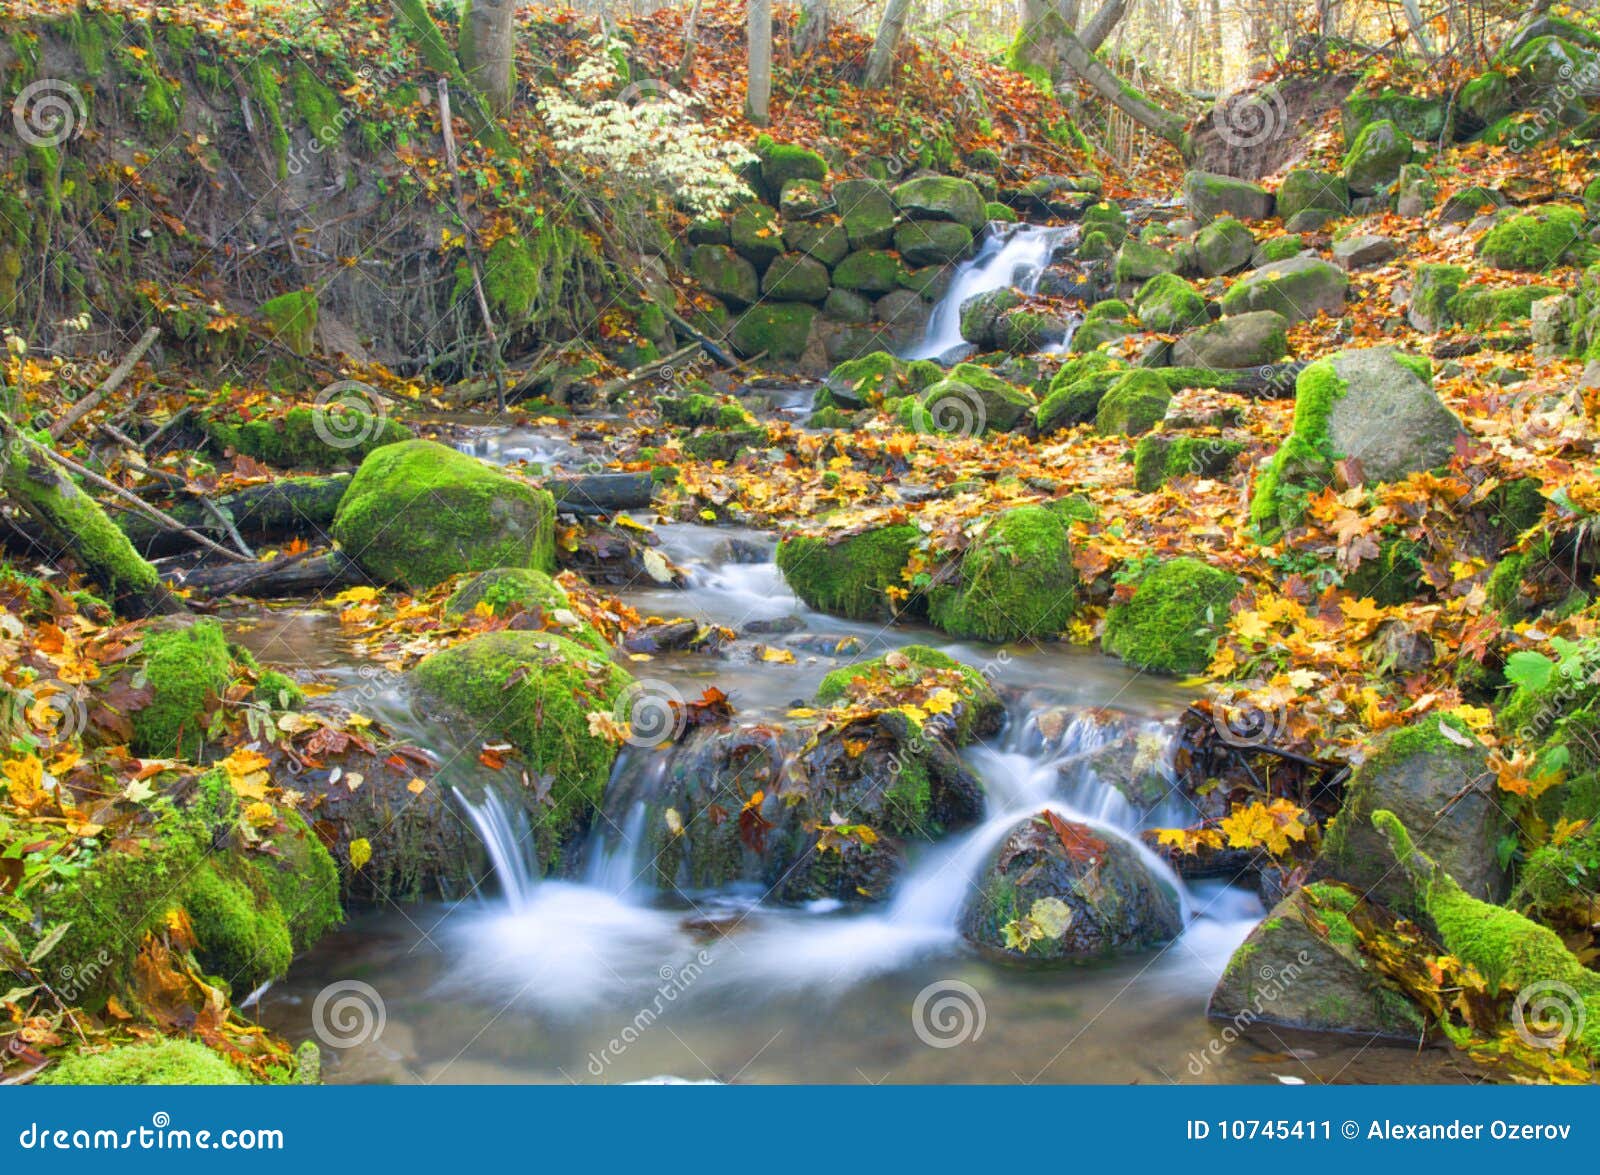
236,417,1466,1085
904,223,1075,360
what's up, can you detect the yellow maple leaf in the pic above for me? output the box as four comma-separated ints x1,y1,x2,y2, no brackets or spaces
349,838,372,870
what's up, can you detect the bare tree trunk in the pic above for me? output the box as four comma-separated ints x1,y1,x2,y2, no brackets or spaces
1400,0,1436,60
459,0,519,116
863,0,916,88
796,0,831,55
672,0,704,84
1014,0,1062,75
1055,28,1190,152
1079,0,1130,53
747,0,772,124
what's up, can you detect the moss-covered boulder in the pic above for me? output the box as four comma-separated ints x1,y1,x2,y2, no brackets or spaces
960,811,1182,961
1315,717,1508,921
1407,262,1467,331
1134,273,1207,332
1034,352,1127,433
1171,309,1288,369
1342,119,1414,195
39,1040,247,1086
445,567,608,652
786,217,850,265
1209,882,1424,1038
1070,298,1136,352
1331,233,1401,271
1113,239,1176,286
776,524,919,620
690,244,760,306
731,302,818,360
917,363,1034,433
892,175,987,230
894,218,974,266
1458,71,1514,131
761,252,831,302
1448,283,1562,328
130,618,233,758
202,404,411,471
1275,168,1350,223
927,505,1076,642
1094,370,1171,437
1250,348,1463,536
1477,205,1589,271
334,440,554,589
834,178,897,249
1080,200,1129,246
1101,556,1239,675
1343,83,1447,144
1184,171,1273,222
756,135,827,190
729,203,786,267
1194,217,1255,277
1133,433,1246,492
959,287,1024,348
411,632,632,872
778,178,831,219
833,249,908,293
1220,256,1347,323
816,644,1003,744
260,290,317,356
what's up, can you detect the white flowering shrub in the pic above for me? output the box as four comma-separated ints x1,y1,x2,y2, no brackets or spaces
538,38,757,216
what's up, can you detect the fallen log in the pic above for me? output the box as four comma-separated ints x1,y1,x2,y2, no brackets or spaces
115,474,351,557
174,548,368,598
546,472,655,516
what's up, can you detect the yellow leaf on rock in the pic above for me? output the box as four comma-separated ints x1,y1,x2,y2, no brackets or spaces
349,838,372,869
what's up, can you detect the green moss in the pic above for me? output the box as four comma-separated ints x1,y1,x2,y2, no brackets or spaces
984,201,1017,223
181,860,293,991
253,669,305,709
289,63,343,144
1258,235,1303,262
1478,206,1589,272
927,505,1076,643
1250,357,1347,536
1134,272,1206,332
1035,353,1126,433
39,1040,246,1086
776,524,919,620
332,440,556,590
1094,370,1171,436
131,620,233,758
731,303,818,360
445,567,608,652
817,644,998,745
1447,284,1561,328
1101,556,1239,675
832,250,908,293
413,632,632,871
755,134,827,190
1341,536,1425,605
259,290,318,357
203,404,411,470
1371,809,1600,1056
1133,434,1244,492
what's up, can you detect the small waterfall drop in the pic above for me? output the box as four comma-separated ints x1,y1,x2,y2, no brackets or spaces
458,788,539,910
906,223,1072,359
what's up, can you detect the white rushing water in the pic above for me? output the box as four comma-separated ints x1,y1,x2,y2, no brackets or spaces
905,223,1074,360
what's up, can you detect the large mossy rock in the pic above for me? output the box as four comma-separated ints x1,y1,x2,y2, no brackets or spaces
445,567,609,652
731,303,818,360
959,811,1181,961
1477,205,1589,272
915,363,1034,434
1275,168,1350,223
1135,273,1208,332
928,505,1076,642
129,618,233,758
1113,239,1176,286
776,524,919,620
1209,883,1424,1038
833,249,908,293
1193,217,1255,277
1094,370,1171,437
756,136,827,191
333,440,555,590
1133,433,1246,492
690,244,760,306
651,658,992,902
892,175,987,230
1315,717,1509,919
1035,352,1127,433
1101,556,1239,675
1171,310,1288,369
1250,348,1463,536
894,218,974,266
835,178,897,249
959,287,1024,347
202,406,411,471
411,632,632,872
761,252,831,302
1219,256,1347,323
729,203,787,267
1183,171,1273,222
1343,85,1447,144
1342,119,1413,195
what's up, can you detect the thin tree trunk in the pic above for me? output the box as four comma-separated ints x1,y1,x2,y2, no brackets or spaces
796,0,830,55
863,0,916,88
747,0,772,124
1400,0,1436,61
672,0,704,84
1055,28,1190,152
459,0,519,115
1079,0,1129,53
